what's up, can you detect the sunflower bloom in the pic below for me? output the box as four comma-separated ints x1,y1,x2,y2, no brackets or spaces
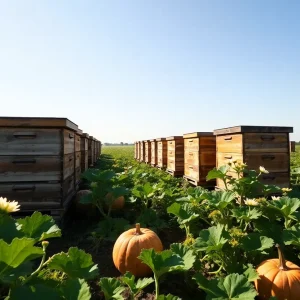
0,197,20,214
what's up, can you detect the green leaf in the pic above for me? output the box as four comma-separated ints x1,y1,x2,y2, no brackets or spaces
206,165,230,181
243,264,260,282
61,278,91,300
9,284,61,300
136,208,167,232
157,294,182,300
195,224,229,252
241,233,274,253
170,243,196,271
121,272,154,296
267,197,300,220
253,219,283,244
17,211,61,242
0,214,21,243
47,247,98,280
167,203,199,225
0,238,44,283
79,193,94,204
232,207,262,223
110,186,130,198
204,191,236,210
193,272,258,300
138,249,184,279
283,225,300,247
99,277,125,300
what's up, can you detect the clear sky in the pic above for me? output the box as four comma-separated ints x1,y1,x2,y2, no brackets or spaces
1,1,299,143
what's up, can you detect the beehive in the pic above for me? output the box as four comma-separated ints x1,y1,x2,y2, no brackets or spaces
134,142,138,159
156,138,168,168
81,133,89,172
150,139,157,166
0,117,79,216
88,136,95,167
139,141,145,162
183,132,216,186
214,125,293,189
75,129,82,190
290,141,296,152
166,136,184,176
144,140,151,164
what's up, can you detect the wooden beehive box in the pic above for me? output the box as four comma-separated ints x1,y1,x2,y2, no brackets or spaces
75,129,82,189
88,136,95,167
183,132,216,187
290,141,296,152
0,116,79,216
93,138,97,163
214,125,293,189
144,140,151,164
166,136,184,176
99,141,102,155
81,133,89,172
140,141,145,162
150,139,157,166
156,138,168,168
134,142,138,160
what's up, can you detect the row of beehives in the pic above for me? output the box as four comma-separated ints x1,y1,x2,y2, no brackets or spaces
0,117,102,218
134,125,295,188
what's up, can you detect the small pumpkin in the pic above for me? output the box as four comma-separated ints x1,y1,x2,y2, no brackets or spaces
105,192,125,210
112,223,163,277
254,244,300,300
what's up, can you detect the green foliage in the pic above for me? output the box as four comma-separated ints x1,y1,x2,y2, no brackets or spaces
99,277,125,300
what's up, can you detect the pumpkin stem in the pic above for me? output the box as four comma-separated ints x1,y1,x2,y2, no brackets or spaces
276,243,287,270
135,223,141,235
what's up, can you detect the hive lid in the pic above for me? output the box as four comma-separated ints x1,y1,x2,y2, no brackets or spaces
155,137,166,141
82,133,89,138
0,116,78,131
76,128,83,135
213,125,294,135
166,136,183,140
183,132,214,138
150,139,156,142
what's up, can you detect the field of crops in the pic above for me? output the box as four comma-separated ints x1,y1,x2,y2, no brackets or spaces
1,145,300,299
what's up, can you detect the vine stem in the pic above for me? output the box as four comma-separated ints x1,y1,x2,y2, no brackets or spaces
207,263,223,275
154,273,159,299
276,244,287,270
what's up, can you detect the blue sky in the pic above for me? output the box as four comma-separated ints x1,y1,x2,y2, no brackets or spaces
1,1,299,143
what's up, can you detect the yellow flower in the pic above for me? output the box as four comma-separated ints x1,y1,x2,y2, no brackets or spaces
0,197,20,214
259,166,269,174
282,188,292,193
271,196,280,200
229,239,239,247
244,199,259,206
208,210,222,219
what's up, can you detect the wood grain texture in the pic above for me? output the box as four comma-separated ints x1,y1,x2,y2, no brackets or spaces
81,150,88,171
75,134,81,152
63,129,75,154
0,128,61,156
0,117,78,131
290,141,296,152
75,151,81,169
157,141,168,168
88,137,95,166
140,141,145,162
63,153,75,180
144,141,151,164
167,137,184,174
63,175,75,198
80,136,88,151
75,167,81,186
151,141,157,165
215,128,291,189
0,156,61,182
214,125,293,135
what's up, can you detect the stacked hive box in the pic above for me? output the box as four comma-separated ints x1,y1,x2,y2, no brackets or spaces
290,141,296,152
166,136,184,176
75,129,82,190
140,141,145,162
150,139,157,166
81,133,89,172
99,141,102,155
93,138,97,163
136,141,140,160
134,142,138,160
156,138,168,168
214,125,293,188
144,140,151,164
0,117,78,217
183,132,216,187
88,136,95,167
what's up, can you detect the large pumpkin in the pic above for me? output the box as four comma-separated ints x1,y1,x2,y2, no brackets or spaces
254,244,300,300
105,192,125,210
112,223,163,277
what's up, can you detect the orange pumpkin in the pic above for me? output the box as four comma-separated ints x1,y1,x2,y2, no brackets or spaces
105,192,125,210
112,223,163,277
254,244,300,300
